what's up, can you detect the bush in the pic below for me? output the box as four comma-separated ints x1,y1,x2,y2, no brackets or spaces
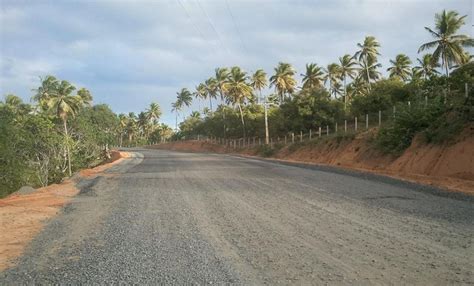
376,97,446,154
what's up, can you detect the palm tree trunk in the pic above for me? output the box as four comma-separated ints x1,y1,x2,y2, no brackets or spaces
237,103,246,139
262,90,269,145
209,97,213,111
120,133,123,147
63,118,72,177
175,113,178,131
343,76,347,110
365,57,371,90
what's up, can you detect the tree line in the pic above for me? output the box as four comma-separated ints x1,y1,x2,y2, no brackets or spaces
0,77,169,197
174,9,473,146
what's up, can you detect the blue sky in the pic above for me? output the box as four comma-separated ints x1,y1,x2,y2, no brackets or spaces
1,0,472,126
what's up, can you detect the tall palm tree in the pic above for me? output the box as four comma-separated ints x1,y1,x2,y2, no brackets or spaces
325,63,342,97
146,102,162,123
269,62,296,104
339,54,358,109
223,66,253,138
77,88,93,107
414,54,440,79
118,113,128,147
177,88,193,109
358,59,381,87
194,83,207,111
126,112,138,143
301,63,325,90
418,10,473,77
171,101,181,131
45,80,81,176
214,67,230,101
355,36,381,88
204,78,218,110
251,69,269,144
33,75,59,111
387,54,412,81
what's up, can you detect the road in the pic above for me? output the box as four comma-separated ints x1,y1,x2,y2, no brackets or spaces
1,149,473,285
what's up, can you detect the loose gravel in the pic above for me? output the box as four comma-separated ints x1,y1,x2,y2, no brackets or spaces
1,149,473,284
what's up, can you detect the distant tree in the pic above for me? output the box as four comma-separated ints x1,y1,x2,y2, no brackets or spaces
223,66,253,138
43,80,82,176
301,63,325,90
251,69,269,144
414,54,440,80
387,54,412,81
418,9,474,77
270,62,297,103
355,36,381,88
339,54,358,109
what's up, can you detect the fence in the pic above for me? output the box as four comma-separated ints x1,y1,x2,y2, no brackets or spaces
183,90,472,149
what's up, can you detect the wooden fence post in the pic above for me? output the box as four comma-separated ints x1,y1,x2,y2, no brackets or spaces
355,117,358,131
300,131,303,142
319,127,321,137
366,114,369,130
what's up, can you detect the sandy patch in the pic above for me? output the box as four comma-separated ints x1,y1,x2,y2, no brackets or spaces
0,150,129,271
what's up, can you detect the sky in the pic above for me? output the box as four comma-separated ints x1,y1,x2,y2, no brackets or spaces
1,0,472,126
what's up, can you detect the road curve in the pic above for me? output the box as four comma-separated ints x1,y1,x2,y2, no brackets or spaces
1,149,473,284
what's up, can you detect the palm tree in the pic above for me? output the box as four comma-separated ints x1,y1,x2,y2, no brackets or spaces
45,80,81,176
418,10,473,77
251,69,269,144
387,54,412,81
358,59,381,87
204,78,218,110
33,75,59,111
339,54,358,109
223,66,253,138
146,102,162,123
214,67,230,101
325,63,342,97
77,88,93,107
414,54,440,79
171,101,181,131
355,36,381,88
269,62,297,104
301,63,325,91
126,112,138,142
137,111,149,139
177,88,193,109
118,113,128,147
194,83,207,111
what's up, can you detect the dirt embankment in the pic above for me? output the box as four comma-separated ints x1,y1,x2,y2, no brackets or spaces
152,127,474,195
0,151,130,271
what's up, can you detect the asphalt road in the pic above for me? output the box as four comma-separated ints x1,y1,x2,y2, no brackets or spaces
1,149,473,285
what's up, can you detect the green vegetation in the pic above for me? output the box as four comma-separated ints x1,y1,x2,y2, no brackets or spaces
0,77,171,197
176,10,472,156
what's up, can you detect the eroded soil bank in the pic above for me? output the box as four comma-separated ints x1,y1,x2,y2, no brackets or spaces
151,127,474,195
0,151,130,270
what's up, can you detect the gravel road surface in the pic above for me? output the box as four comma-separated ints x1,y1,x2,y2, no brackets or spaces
1,149,473,285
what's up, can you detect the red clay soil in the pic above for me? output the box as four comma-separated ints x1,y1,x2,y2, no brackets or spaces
0,151,130,271
151,127,474,195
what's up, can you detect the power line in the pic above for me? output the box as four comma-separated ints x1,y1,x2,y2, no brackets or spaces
175,0,207,42
194,0,231,57
224,0,248,55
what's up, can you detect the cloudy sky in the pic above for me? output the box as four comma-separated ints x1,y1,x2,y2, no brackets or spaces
1,0,472,126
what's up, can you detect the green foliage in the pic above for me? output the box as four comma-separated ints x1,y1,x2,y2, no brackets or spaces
376,97,447,153
256,145,276,157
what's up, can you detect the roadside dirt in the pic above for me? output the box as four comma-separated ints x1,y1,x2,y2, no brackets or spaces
0,151,129,271
151,126,474,195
